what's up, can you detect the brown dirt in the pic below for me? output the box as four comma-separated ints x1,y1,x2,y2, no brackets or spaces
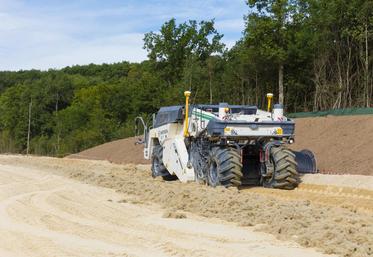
69,115,373,175
68,137,150,165
2,155,372,257
291,115,373,175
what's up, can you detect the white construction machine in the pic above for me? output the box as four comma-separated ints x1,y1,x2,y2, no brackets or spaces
136,91,316,190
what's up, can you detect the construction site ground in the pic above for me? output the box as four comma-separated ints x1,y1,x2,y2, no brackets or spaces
0,155,372,257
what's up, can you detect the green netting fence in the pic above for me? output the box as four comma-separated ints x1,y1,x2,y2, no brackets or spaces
287,107,373,118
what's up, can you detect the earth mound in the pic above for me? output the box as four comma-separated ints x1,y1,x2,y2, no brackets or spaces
68,137,150,165
291,115,373,175
69,115,373,175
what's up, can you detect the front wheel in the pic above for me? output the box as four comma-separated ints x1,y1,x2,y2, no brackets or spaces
206,147,243,187
151,145,177,181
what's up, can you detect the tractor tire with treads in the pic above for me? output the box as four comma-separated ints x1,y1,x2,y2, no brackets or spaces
263,146,299,190
207,147,243,187
151,145,178,181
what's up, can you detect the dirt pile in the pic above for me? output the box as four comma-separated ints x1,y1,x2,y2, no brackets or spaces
68,137,149,165
3,156,372,257
292,115,373,175
69,115,373,175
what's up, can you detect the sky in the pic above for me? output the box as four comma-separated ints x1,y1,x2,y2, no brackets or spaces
0,0,248,71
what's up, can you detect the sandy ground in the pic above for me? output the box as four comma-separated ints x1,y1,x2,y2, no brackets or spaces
1,156,372,257
301,173,373,190
0,156,335,257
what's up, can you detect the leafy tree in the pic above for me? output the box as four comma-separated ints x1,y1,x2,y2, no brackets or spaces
245,0,309,105
144,19,225,85
0,8,372,156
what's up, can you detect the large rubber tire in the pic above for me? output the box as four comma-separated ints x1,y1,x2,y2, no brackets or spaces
151,145,178,181
207,147,243,187
263,146,299,190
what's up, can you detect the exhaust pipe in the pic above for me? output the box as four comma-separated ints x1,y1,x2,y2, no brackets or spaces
293,149,317,174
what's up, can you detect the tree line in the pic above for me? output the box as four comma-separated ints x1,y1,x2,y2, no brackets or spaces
0,0,372,156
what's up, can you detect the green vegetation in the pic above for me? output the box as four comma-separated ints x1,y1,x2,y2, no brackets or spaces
0,0,372,156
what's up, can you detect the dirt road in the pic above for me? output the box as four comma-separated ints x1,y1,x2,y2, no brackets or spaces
0,156,334,257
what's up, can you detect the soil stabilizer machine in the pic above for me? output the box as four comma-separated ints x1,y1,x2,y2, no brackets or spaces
136,91,316,190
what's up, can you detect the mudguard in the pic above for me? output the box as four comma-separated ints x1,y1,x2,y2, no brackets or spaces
293,149,317,174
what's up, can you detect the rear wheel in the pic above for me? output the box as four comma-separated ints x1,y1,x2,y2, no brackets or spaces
151,145,177,181
207,147,243,187
263,146,299,190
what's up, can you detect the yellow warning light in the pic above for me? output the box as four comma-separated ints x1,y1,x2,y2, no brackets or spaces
224,127,232,133
183,91,191,137
276,127,283,135
266,93,274,112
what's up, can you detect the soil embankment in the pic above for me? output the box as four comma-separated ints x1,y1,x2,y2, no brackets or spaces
68,137,149,165
69,115,373,175
291,115,373,175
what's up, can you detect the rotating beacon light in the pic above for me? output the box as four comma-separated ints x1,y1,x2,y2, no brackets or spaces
273,104,284,121
266,93,274,112
183,91,191,137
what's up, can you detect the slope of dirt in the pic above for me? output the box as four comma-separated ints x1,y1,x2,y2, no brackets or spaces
69,115,373,175
1,155,372,257
292,115,373,175
68,137,149,165
0,156,333,257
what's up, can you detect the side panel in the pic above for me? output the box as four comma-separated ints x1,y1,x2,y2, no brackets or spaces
224,124,291,137
146,122,195,182
163,136,195,182
206,120,295,138
144,128,156,160
145,123,182,160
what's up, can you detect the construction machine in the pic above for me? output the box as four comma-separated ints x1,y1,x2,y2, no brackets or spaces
135,91,316,190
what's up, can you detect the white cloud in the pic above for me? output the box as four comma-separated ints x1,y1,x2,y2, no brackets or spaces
0,0,247,71
36,34,147,70
1,33,147,71
216,18,245,31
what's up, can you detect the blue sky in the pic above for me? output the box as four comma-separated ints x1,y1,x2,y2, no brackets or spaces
0,0,248,71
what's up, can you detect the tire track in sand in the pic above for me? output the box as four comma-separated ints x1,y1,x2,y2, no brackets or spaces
0,161,332,257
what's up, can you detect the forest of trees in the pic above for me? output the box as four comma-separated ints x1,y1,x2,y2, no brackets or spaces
0,0,372,156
